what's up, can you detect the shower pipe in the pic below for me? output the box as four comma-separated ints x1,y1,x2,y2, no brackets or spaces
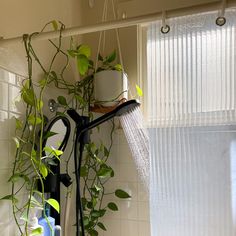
0,0,236,46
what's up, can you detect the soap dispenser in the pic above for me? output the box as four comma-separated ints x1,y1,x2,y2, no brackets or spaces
38,206,55,236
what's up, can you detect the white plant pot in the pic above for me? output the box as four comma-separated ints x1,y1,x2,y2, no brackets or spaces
94,70,128,107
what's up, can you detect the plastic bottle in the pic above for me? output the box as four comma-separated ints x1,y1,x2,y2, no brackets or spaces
28,217,43,236
54,225,62,236
38,207,55,236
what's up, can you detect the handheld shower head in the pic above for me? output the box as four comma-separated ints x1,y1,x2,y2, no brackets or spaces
113,99,140,116
83,99,140,131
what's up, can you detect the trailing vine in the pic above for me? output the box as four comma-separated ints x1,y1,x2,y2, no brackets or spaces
0,21,131,236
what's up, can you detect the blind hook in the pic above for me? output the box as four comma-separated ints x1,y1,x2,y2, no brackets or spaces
216,0,226,26
161,11,170,34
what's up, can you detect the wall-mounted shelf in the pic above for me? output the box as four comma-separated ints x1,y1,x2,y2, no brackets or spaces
90,99,126,114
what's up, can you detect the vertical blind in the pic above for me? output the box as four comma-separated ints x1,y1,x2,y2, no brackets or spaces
145,10,236,236
146,10,236,127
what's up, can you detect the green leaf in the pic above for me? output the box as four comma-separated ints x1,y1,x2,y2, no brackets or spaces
52,149,63,157
91,209,106,218
99,209,106,217
107,202,118,211
43,146,63,158
30,195,43,208
105,50,116,63
8,173,30,183
15,118,23,130
39,78,47,87
46,198,60,213
0,194,18,203
51,20,58,31
21,88,35,106
32,190,43,198
67,49,78,58
43,131,58,140
57,96,67,106
92,197,97,207
97,165,113,178
37,99,43,110
39,163,48,178
20,210,30,223
87,201,93,209
94,184,101,192
28,115,42,125
50,71,58,80
30,227,43,236
114,63,123,71
75,95,85,105
97,222,107,231
81,197,87,208
136,84,143,97
78,45,91,58
12,137,20,148
83,216,89,226
77,55,89,76
115,189,131,199
80,166,88,177
103,146,109,157
89,229,98,236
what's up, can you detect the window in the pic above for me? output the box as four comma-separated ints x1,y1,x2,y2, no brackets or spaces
141,10,236,127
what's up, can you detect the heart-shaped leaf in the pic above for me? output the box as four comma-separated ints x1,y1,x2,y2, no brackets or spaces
46,198,60,213
115,189,131,199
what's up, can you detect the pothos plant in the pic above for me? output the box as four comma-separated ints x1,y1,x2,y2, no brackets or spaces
0,21,134,236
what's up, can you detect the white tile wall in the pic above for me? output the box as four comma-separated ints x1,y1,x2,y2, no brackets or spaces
96,127,150,236
0,68,24,236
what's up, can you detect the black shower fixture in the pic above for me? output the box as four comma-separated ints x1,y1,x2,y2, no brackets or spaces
80,99,140,132
67,99,140,236
45,99,140,236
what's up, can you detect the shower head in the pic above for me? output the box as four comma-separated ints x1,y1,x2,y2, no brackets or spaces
113,99,140,117
82,99,140,132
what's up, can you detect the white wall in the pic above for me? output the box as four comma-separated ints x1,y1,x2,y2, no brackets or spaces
0,1,82,235
0,0,82,80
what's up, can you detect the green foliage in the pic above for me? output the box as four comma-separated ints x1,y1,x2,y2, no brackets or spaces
30,227,44,236
46,198,60,213
68,44,92,76
115,189,131,199
107,202,118,211
57,96,67,106
96,50,123,72
5,20,131,236
0,194,18,203
80,139,131,235
135,84,143,97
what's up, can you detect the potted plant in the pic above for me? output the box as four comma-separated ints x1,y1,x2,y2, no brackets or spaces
94,50,128,107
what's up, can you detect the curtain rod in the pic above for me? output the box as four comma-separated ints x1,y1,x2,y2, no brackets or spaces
0,0,236,46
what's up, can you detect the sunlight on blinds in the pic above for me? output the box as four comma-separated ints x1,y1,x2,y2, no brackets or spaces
146,11,236,127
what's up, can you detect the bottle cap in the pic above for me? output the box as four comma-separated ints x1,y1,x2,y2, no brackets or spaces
29,217,38,227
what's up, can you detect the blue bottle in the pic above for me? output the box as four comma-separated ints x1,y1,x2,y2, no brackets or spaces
38,207,55,236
